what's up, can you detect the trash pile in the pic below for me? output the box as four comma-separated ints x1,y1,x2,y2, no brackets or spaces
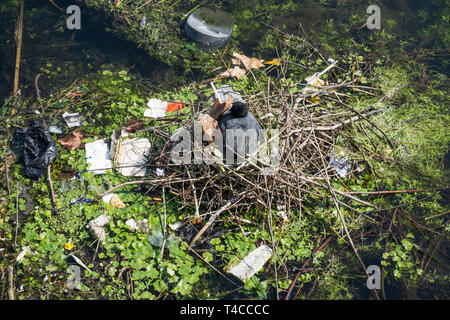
8,40,383,289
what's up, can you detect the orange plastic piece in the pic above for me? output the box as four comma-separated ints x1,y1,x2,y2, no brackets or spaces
167,102,184,112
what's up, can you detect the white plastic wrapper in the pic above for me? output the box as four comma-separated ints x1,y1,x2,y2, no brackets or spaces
62,112,84,128
156,167,165,177
144,98,168,118
85,139,112,174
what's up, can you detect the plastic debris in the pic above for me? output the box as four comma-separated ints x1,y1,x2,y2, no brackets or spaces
62,112,84,128
13,121,59,179
101,193,125,208
168,221,182,231
228,245,273,282
302,59,337,95
276,201,288,221
86,214,110,243
115,137,151,177
109,130,118,160
16,246,31,262
125,118,144,133
70,196,92,205
139,15,147,31
215,84,244,105
126,218,149,233
329,148,352,178
264,58,281,67
260,112,274,120
85,139,112,174
102,193,115,204
167,102,184,113
184,7,233,50
68,254,91,272
156,167,165,177
144,98,168,118
48,125,63,134
57,131,84,150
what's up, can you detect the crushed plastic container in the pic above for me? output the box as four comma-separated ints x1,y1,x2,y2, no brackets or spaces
62,112,84,128
216,85,244,109
227,245,273,282
329,148,352,178
184,7,233,50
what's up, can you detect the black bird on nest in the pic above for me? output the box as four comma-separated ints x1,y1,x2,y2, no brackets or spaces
218,102,263,164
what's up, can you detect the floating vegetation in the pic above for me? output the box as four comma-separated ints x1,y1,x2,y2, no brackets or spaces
0,0,448,301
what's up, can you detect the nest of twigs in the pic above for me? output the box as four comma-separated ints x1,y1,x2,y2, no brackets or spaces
98,53,385,250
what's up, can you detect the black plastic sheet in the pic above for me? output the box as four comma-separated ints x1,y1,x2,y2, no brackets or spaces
13,121,58,179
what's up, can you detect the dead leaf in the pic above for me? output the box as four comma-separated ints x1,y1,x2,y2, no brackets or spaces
199,114,218,143
57,131,84,150
110,194,126,209
232,52,265,70
192,217,202,224
210,95,232,120
219,66,246,79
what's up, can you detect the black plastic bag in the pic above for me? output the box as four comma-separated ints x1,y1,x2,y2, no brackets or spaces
13,121,58,179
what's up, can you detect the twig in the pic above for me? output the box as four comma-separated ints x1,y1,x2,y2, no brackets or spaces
4,156,11,194
172,233,238,287
159,186,168,263
285,236,332,300
189,196,241,248
14,182,19,248
47,165,57,211
187,170,200,220
95,177,205,201
7,265,15,300
48,0,65,12
13,1,24,96
348,186,450,195
312,137,380,300
34,74,41,101
423,234,443,276
425,210,450,221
